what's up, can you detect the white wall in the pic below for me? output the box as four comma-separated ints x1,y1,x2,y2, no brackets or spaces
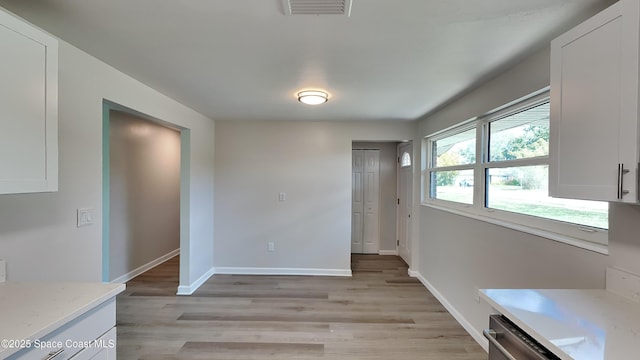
608,203,640,275
109,111,181,281
0,32,214,290
214,121,414,274
352,142,399,253
414,45,640,347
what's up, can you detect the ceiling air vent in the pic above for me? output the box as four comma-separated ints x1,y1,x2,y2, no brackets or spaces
282,0,353,16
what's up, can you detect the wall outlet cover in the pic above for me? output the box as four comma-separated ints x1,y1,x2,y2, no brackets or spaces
0,260,5,282
473,286,480,302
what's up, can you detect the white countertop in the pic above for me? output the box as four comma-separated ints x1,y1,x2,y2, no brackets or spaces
480,289,640,360
0,282,125,358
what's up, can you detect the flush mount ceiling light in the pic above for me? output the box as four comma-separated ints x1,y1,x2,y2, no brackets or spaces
297,90,329,105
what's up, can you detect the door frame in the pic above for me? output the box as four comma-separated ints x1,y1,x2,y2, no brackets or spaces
102,100,190,288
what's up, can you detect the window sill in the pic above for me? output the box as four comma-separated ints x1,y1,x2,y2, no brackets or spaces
421,202,609,255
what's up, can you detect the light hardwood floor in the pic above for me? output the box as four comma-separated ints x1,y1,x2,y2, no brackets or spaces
117,255,487,360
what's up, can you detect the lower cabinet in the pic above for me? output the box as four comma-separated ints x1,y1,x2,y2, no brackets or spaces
7,299,117,360
69,328,116,360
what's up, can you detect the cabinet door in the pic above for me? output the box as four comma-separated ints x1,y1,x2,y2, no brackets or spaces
0,8,58,194
69,328,116,360
549,0,639,203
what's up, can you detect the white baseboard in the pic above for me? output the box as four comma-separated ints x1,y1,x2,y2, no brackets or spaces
410,270,488,352
177,267,215,296
110,248,179,284
378,250,398,256
214,267,352,277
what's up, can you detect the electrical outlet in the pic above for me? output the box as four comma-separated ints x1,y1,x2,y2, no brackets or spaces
0,260,6,283
279,192,286,201
267,241,275,252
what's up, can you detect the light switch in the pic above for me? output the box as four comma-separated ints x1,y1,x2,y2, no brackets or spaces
279,192,286,201
77,208,94,227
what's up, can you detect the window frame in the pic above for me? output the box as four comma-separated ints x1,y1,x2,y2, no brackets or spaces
425,122,477,206
421,89,608,253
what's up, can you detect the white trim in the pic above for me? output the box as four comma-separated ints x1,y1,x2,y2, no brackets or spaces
378,250,398,256
110,248,180,284
409,270,488,352
422,203,608,255
177,267,215,295
214,267,352,277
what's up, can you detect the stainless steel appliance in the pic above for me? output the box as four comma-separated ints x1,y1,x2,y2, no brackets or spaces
484,315,560,360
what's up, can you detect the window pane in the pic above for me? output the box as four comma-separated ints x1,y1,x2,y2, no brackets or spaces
486,165,608,229
432,128,476,167
430,169,474,204
401,152,411,167
489,102,549,161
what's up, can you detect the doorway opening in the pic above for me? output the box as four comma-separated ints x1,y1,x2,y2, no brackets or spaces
351,141,413,265
102,101,190,289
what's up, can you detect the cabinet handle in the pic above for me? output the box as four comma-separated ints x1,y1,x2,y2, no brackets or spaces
618,164,622,199
43,348,64,360
618,163,630,199
483,329,517,360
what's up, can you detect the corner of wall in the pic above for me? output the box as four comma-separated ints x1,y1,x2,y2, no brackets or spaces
177,266,215,296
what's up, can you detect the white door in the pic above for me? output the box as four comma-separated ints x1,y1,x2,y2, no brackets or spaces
362,150,380,254
397,143,413,263
351,149,380,254
351,150,364,253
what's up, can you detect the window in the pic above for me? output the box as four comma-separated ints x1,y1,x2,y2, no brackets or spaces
423,91,608,250
427,126,476,205
400,152,412,167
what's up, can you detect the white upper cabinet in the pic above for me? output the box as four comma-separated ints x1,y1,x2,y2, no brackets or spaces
0,8,58,194
550,0,640,203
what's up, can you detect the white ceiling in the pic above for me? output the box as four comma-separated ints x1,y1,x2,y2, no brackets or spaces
0,0,616,122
